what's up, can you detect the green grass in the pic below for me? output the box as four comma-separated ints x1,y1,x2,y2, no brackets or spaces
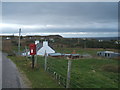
37,56,119,88
12,46,25,52
55,47,117,55
70,58,119,88
8,47,119,88
8,56,62,88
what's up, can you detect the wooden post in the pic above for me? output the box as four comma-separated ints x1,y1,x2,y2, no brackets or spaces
32,55,34,69
44,50,47,71
35,55,37,66
18,28,21,55
66,59,72,88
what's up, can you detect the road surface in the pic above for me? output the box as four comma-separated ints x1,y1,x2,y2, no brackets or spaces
0,51,2,89
2,52,29,88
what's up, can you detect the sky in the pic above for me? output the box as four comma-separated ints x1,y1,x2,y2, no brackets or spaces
1,2,118,37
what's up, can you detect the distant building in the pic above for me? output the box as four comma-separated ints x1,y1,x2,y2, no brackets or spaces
6,37,10,40
97,51,120,58
48,53,63,57
70,54,80,59
40,37,45,40
35,40,39,45
115,41,120,44
98,40,103,42
48,53,80,59
22,49,30,56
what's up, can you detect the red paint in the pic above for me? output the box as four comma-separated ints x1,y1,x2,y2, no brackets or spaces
29,44,36,55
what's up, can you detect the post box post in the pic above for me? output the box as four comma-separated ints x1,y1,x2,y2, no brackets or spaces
32,55,34,69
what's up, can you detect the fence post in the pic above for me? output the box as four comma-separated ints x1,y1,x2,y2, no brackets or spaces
58,75,61,85
56,73,58,80
44,50,47,71
35,55,37,66
66,59,72,88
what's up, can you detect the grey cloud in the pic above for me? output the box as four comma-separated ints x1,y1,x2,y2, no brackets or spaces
2,2,118,37
2,2,118,24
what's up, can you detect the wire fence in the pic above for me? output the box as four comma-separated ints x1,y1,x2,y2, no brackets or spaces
37,56,82,88
46,67,67,87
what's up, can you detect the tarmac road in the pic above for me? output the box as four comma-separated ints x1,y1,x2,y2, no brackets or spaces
2,52,28,88
0,51,2,89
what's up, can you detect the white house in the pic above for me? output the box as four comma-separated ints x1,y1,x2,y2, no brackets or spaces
22,41,55,56
37,41,55,56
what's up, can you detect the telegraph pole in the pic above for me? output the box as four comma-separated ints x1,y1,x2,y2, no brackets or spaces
66,59,72,88
18,28,21,55
83,38,86,49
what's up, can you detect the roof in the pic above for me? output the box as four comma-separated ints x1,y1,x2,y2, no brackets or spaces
103,51,114,53
71,54,80,56
48,53,80,56
48,53,62,56
64,54,80,56
97,51,114,53
36,42,43,51
64,54,71,56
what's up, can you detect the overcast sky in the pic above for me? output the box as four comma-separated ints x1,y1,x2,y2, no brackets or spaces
1,2,118,37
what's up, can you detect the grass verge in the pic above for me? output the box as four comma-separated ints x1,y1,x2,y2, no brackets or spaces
8,56,62,88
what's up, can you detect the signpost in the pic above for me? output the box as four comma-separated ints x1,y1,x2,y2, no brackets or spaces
29,44,36,69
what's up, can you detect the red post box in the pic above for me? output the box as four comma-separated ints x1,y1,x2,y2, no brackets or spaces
29,44,36,55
